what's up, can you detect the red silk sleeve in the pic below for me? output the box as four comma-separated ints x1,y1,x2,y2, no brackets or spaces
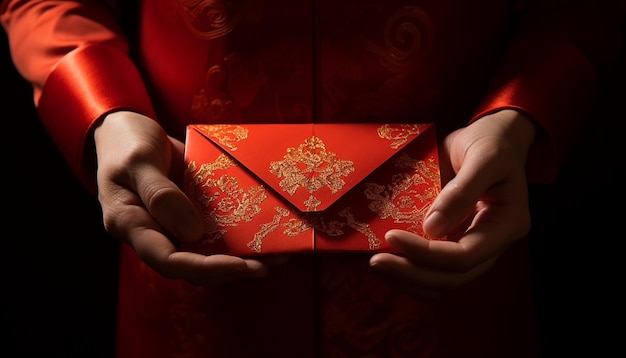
470,0,623,183
37,44,156,193
1,0,155,192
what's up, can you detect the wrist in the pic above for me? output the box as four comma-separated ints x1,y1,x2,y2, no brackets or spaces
489,109,537,162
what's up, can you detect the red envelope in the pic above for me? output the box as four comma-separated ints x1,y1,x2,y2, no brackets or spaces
182,123,443,256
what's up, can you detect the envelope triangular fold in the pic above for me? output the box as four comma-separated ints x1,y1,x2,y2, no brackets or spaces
188,123,433,212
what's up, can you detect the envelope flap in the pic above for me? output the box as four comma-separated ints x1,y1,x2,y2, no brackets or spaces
189,123,435,212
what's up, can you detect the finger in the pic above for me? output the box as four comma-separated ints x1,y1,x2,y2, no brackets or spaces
173,253,290,286
128,222,271,284
163,253,270,285
133,165,204,243
253,254,291,267
380,230,478,271
423,167,491,238
383,206,516,272
424,135,514,238
369,251,500,291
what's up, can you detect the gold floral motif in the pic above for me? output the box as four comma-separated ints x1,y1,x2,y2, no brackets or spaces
377,124,424,149
247,209,317,254
187,154,236,188
300,208,380,249
186,153,237,206
338,207,381,250
303,196,322,211
247,207,291,253
188,154,267,243
197,124,248,151
364,152,439,233
393,152,441,184
305,214,345,237
269,136,355,210
245,206,382,253
283,217,312,237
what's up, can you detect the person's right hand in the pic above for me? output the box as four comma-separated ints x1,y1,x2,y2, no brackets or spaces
93,111,277,285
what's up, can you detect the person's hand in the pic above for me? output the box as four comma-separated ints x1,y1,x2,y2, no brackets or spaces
370,109,536,295
93,111,279,285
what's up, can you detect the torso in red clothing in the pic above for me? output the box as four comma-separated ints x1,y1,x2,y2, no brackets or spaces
137,0,509,137
115,1,539,357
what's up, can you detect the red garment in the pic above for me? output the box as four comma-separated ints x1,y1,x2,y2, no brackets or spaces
1,0,621,357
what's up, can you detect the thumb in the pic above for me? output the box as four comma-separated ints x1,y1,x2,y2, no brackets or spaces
423,158,492,238
137,165,205,243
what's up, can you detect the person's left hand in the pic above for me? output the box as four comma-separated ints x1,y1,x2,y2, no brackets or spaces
369,109,536,296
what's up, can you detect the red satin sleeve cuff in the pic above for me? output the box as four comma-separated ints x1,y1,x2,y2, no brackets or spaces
471,38,597,184
37,43,156,193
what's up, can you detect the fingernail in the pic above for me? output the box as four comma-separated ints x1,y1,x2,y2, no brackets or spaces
246,261,268,277
423,211,449,237
369,258,389,272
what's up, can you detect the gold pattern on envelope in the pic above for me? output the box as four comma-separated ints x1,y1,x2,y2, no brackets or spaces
187,154,268,243
186,153,237,208
186,126,441,253
338,207,381,250
269,136,355,210
366,152,440,233
247,207,293,253
198,124,248,151
245,206,381,254
377,123,424,149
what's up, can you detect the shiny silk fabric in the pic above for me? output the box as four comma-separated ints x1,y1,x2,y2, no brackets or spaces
2,0,618,357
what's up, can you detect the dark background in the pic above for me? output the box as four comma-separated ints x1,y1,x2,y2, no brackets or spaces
1,21,624,358
0,34,119,357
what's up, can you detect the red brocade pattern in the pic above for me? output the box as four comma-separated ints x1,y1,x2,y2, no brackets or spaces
142,0,496,131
